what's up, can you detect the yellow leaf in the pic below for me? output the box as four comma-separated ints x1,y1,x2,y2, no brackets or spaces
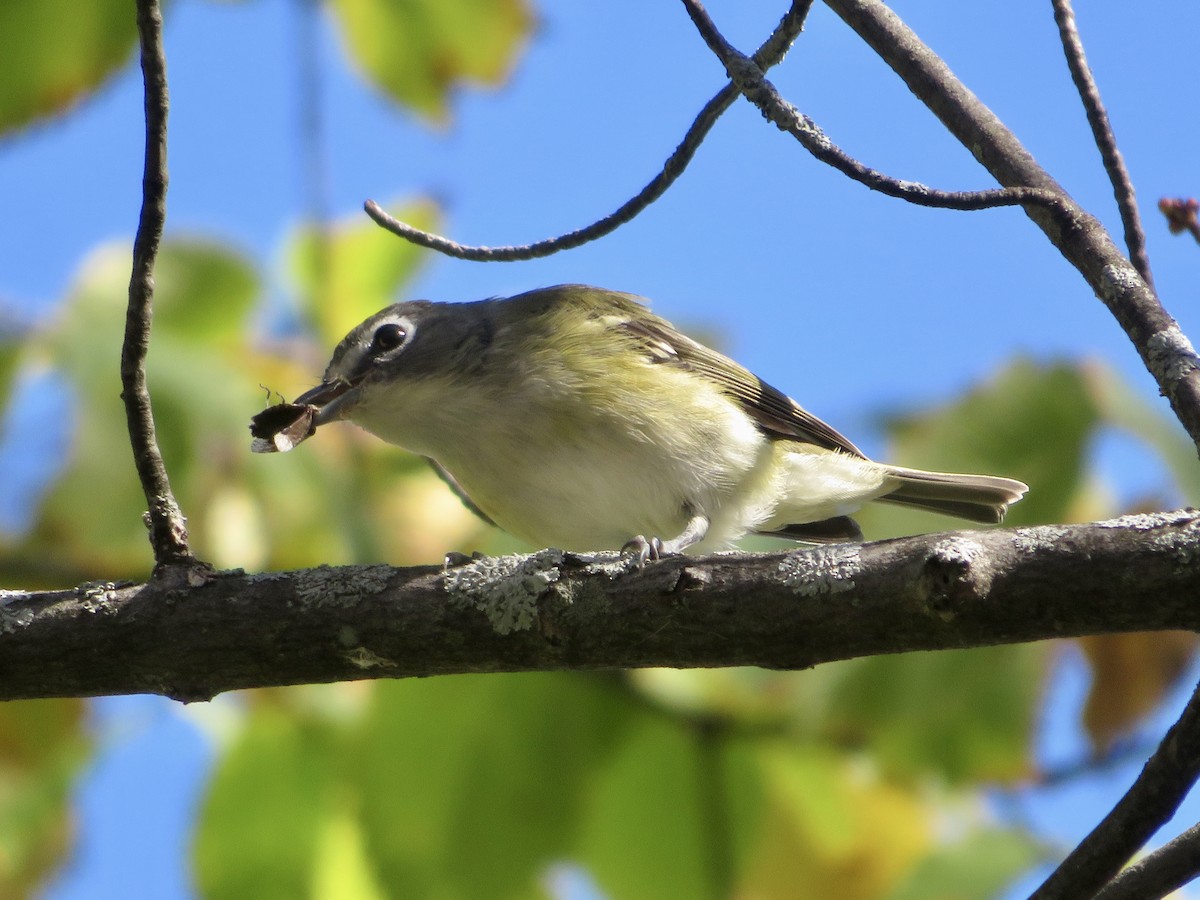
1078,631,1199,752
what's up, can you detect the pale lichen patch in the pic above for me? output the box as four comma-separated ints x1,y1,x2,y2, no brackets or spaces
1094,510,1198,531
1146,325,1200,384
778,544,861,597
78,582,124,614
345,646,394,670
1011,524,1072,555
294,565,393,607
0,595,34,634
443,549,564,635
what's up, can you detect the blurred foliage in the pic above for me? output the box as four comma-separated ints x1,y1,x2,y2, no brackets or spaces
0,700,87,897
2,227,1198,895
2,0,1198,897
288,199,441,348
0,0,138,134
0,0,533,138
326,0,533,123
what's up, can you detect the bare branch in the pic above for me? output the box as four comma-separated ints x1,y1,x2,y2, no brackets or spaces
123,0,192,568
1032,683,1200,899
363,1,816,261
0,511,1198,703
1051,0,1154,290
822,0,1200,456
1094,821,1200,900
678,0,1068,216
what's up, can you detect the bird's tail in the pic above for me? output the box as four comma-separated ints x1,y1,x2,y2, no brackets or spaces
879,466,1028,524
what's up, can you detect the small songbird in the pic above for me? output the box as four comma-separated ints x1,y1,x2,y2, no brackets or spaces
252,285,1026,557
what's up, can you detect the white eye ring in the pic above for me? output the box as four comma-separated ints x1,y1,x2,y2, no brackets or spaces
370,322,407,354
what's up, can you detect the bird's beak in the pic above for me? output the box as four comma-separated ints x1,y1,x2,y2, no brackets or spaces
251,377,361,454
293,378,357,426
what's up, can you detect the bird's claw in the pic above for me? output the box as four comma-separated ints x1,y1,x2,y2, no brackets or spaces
620,535,665,568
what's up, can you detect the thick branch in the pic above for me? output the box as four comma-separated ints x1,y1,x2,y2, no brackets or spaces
822,0,1200,455
0,511,1197,703
123,0,192,566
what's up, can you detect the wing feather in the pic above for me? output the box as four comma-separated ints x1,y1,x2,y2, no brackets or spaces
616,314,866,458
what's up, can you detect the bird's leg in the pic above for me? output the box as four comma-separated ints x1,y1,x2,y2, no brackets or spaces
660,510,710,555
620,508,710,565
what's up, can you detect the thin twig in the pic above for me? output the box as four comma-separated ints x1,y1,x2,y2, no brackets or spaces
1051,0,1154,290
123,0,192,567
364,1,816,260
680,0,1068,217
1034,735,1162,789
1094,821,1200,900
823,0,1200,461
1030,677,1200,899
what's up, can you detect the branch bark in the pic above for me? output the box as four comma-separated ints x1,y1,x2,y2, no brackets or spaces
1,510,1197,703
821,0,1200,455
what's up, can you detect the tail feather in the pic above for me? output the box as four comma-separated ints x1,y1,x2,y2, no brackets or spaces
879,466,1028,524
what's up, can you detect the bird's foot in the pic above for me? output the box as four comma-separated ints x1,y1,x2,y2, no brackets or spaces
620,535,665,568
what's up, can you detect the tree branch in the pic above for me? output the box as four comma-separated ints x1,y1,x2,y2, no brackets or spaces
679,0,1067,216
821,0,1200,455
1,511,1198,703
1032,681,1200,899
1094,821,1200,900
123,0,192,567
1050,0,1154,291
363,1,815,260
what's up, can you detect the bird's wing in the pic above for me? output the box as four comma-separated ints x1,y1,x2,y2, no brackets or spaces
617,316,867,458
427,458,497,526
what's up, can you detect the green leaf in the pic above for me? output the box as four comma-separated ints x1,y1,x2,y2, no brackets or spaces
0,699,89,897
736,742,931,899
326,0,532,122
21,239,266,577
311,806,388,900
571,712,722,900
194,707,342,900
152,239,260,348
353,673,636,899
884,827,1047,900
0,327,22,419
819,645,1048,784
1083,360,1200,503
288,199,439,347
0,0,138,134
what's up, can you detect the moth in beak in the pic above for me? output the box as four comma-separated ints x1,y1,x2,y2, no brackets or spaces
249,379,354,453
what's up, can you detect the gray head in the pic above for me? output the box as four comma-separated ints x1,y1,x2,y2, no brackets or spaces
293,299,493,426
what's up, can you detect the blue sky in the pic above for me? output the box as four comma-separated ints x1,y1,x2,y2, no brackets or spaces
3,0,1199,896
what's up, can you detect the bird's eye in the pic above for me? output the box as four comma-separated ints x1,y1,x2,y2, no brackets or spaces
371,323,407,354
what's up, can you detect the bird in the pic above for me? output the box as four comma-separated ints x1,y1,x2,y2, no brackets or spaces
251,284,1027,558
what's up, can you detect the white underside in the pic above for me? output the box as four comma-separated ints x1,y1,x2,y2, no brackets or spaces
344,368,896,553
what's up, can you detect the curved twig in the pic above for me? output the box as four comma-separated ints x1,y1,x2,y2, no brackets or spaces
680,0,1069,217
823,0,1200,458
123,0,192,567
1094,822,1200,900
364,1,816,260
1030,683,1200,899
1051,0,1154,290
